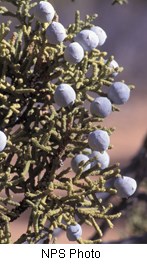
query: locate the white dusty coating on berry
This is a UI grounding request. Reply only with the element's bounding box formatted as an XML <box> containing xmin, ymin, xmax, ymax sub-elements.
<box><xmin>0</xmin><ymin>131</ymin><xmax>7</xmax><ymax>152</ymax></box>
<box><xmin>34</xmin><ymin>1</ymin><xmax>55</xmax><ymax>23</ymax></box>
<box><xmin>64</xmin><ymin>42</ymin><xmax>84</xmax><ymax>64</ymax></box>
<box><xmin>66</xmin><ymin>224</ymin><xmax>82</xmax><ymax>241</ymax></box>
<box><xmin>108</xmin><ymin>82</ymin><xmax>130</xmax><ymax>105</ymax></box>
<box><xmin>114</xmin><ymin>176</ymin><xmax>137</xmax><ymax>198</ymax></box>
<box><xmin>74</xmin><ymin>29</ymin><xmax>99</xmax><ymax>52</ymax></box>
<box><xmin>88</xmin><ymin>129</ymin><xmax>110</xmax><ymax>152</ymax></box>
<box><xmin>90</xmin><ymin>96</ymin><xmax>112</xmax><ymax>118</ymax></box>
<box><xmin>71</xmin><ymin>154</ymin><xmax>91</xmax><ymax>173</ymax></box>
<box><xmin>46</xmin><ymin>22</ymin><xmax>66</xmax><ymax>44</ymax></box>
<box><xmin>91</xmin><ymin>26</ymin><xmax>107</xmax><ymax>46</ymax></box>
<box><xmin>89</xmin><ymin>150</ymin><xmax>110</xmax><ymax>169</ymax></box>
<box><xmin>54</xmin><ymin>83</ymin><xmax>76</xmax><ymax>107</ymax></box>
<box><xmin>109</xmin><ymin>59</ymin><xmax>119</xmax><ymax>77</ymax></box>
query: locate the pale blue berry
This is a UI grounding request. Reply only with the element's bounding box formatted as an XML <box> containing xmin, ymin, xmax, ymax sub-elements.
<box><xmin>114</xmin><ymin>176</ymin><xmax>137</xmax><ymax>198</ymax></box>
<box><xmin>54</xmin><ymin>83</ymin><xmax>76</xmax><ymax>107</ymax></box>
<box><xmin>74</xmin><ymin>29</ymin><xmax>99</xmax><ymax>52</ymax></box>
<box><xmin>90</xmin><ymin>97</ymin><xmax>112</xmax><ymax>118</ymax></box>
<box><xmin>90</xmin><ymin>150</ymin><xmax>110</xmax><ymax>169</ymax></box>
<box><xmin>34</xmin><ymin>1</ymin><xmax>55</xmax><ymax>23</ymax></box>
<box><xmin>64</xmin><ymin>42</ymin><xmax>84</xmax><ymax>64</ymax></box>
<box><xmin>67</xmin><ymin>224</ymin><xmax>82</xmax><ymax>241</ymax></box>
<box><xmin>108</xmin><ymin>82</ymin><xmax>130</xmax><ymax>105</ymax></box>
<box><xmin>88</xmin><ymin>129</ymin><xmax>110</xmax><ymax>152</ymax></box>
<box><xmin>91</xmin><ymin>26</ymin><xmax>107</xmax><ymax>46</ymax></box>
<box><xmin>46</xmin><ymin>22</ymin><xmax>66</xmax><ymax>44</ymax></box>
<box><xmin>71</xmin><ymin>154</ymin><xmax>91</xmax><ymax>173</ymax></box>
<box><xmin>108</xmin><ymin>59</ymin><xmax>119</xmax><ymax>77</ymax></box>
<box><xmin>0</xmin><ymin>131</ymin><xmax>7</xmax><ymax>152</ymax></box>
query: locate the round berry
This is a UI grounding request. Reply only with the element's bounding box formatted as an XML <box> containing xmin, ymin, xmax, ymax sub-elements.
<box><xmin>0</xmin><ymin>131</ymin><xmax>7</xmax><ymax>152</ymax></box>
<box><xmin>91</xmin><ymin>26</ymin><xmax>107</xmax><ymax>46</ymax></box>
<box><xmin>108</xmin><ymin>59</ymin><xmax>119</xmax><ymax>77</ymax></box>
<box><xmin>46</xmin><ymin>21</ymin><xmax>66</xmax><ymax>44</ymax></box>
<box><xmin>34</xmin><ymin>1</ymin><xmax>55</xmax><ymax>23</ymax></box>
<box><xmin>64</xmin><ymin>42</ymin><xmax>84</xmax><ymax>64</ymax></box>
<box><xmin>54</xmin><ymin>83</ymin><xmax>76</xmax><ymax>107</ymax></box>
<box><xmin>114</xmin><ymin>176</ymin><xmax>137</xmax><ymax>198</ymax></box>
<box><xmin>71</xmin><ymin>154</ymin><xmax>91</xmax><ymax>173</ymax></box>
<box><xmin>108</xmin><ymin>82</ymin><xmax>130</xmax><ymax>105</ymax></box>
<box><xmin>67</xmin><ymin>224</ymin><xmax>82</xmax><ymax>241</ymax></box>
<box><xmin>74</xmin><ymin>29</ymin><xmax>99</xmax><ymax>52</ymax></box>
<box><xmin>90</xmin><ymin>97</ymin><xmax>112</xmax><ymax>118</ymax></box>
<box><xmin>88</xmin><ymin>129</ymin><xmax>110</xmax><ymax>152</ymax></box>
<box><xmin>90</xmin><ymin>150</ymin><xmax>110</xmax><ymax>169</ymax></box>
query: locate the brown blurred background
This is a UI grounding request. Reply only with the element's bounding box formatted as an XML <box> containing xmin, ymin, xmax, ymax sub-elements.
<box><xmin>1</xmin><ymin>0</ymin><xmax>147</xmax><ymax>243</ymax></box>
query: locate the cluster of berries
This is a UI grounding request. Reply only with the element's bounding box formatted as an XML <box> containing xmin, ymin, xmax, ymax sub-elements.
<box><xmin>21</xmin><ymin>1</ymin><xmax>137</xmax><ymax>241</ymax></box>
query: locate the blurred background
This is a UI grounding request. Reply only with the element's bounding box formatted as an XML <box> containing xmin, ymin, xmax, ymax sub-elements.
<box><xmin>1</xmin><ymin>0</ymin><xmax>147</xmax><ymax>243</ymax></box>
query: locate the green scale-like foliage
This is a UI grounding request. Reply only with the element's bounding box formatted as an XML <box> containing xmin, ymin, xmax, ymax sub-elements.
<box><xmin>0</xmin><ymin>0</ymin><xmax>133</xmax><ymax>244</ymax></box>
